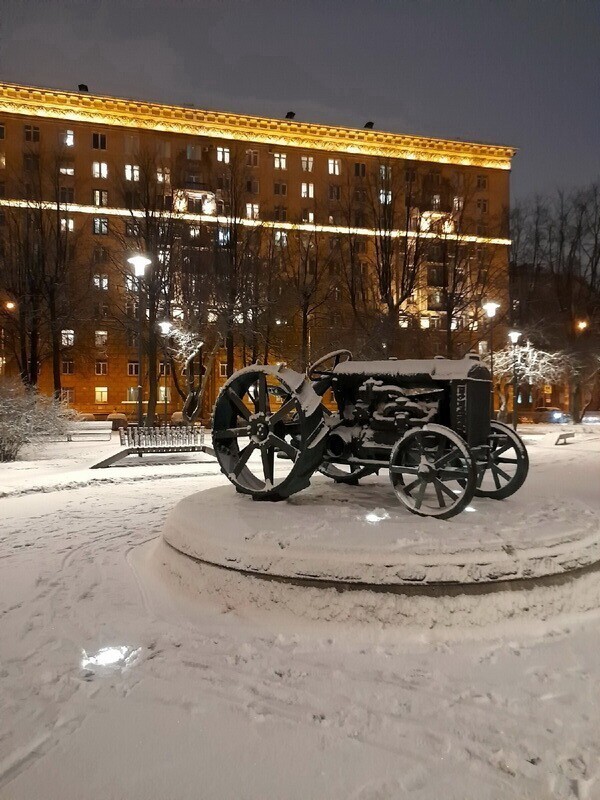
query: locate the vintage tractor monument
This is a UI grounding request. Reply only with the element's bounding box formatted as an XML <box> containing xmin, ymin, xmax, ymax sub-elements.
<box><xmin>212</xmin><ymin>350</ymin><xmax>529</xmax><ymax>520</ymax></box>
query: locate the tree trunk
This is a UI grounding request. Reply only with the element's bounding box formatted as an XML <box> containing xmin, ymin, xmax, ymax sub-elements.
<box><xmin>48</xmin><ymin>290</ymin><xmax>62</xmax><ymax>398</ymax></box>
<box><xmin>300</xmin><ymin>306</ymin><xmax>309</xmax><ymax>371</ymax></box>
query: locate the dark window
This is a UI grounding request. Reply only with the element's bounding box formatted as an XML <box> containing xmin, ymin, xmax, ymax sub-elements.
<box><xmin>274</xmin><ymin>206</ymin><xmax>287</xmax><ymax>221</ymax></box>
<box><xmin>354</xmin><ymin>162</ymin><xmax>366</xmax><ymax>178</ymax></box>
<box><xmin>273</xmin><ymin>182</ymin><xmax>287</xmax><ymax>196</ymax></box>
<box><xmin>24</xmin><ymin>125</ymin><xmax>39</xmax><ymax>142</ymax></box>
<box><xmin>0</xmin><ymin>182</ymin><xmax>4</xmax><ymax>198</ymax></box>
<box><xmin>59</xmin><ymin>186</ymin><xmax>75</xmax><ymax>204</ymax></box>
<box><xmin>329</xmin><ymin>184</ymin><xmax>341</xmax><ymax>201</ymax></box>
<box><xmin>23</xmin><ymin>153</ymin><xmax>39</xmax><ymax>172</ymax></box>
<box><xmin>246</xmin><ymin>179</ymin><xmax>259</xmax><ymax>194</ymax></box>
<box><xmin>125</xmin><ymin>221</ymin><xmax>140</xmax><ymax>237</ymax></box>
<box><xmin>0</xmin><ymin>124</ymin><xmax>4</xmax><ymax>140</ymax></box>
<box><xmin>92</xmin><ymin>132</ymin><xmax>107</xmax><ymax>150</ymax></box>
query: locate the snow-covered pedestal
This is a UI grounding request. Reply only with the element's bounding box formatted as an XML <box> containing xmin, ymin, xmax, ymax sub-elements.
<box><xmin>161</xmin><ymin>476</ymin><xmax>600</xmax><ymax>628</ymax></box>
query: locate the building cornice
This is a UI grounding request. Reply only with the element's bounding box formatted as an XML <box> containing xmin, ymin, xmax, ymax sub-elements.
<box><xmin>0</xmin><ymin>81</ymin><xmax>516</xmax><ymax>171</ymax></box>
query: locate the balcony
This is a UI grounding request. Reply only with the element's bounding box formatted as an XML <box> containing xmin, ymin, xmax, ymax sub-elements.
<box><xmin>172</xmin><ymin>188</ymin><xmax>217</xmax><ymax>216</ymax></box>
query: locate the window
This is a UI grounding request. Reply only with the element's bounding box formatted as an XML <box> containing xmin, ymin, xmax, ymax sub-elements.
<box><xmin>23</xmin><ymin>153</ymin><xmax>39</xmax><ymax>171</ymax></box>
<box><xmin>246</xmin><ymin>179</ymin><xmax>259</xmax><ymax>194</ymax></box>
<box><xmin>0</xmin><ymin>124</ymin><xmax>4</xmax><ymax>140</ymax></box>
<box><xmin>126</xmin><ymin>387</ymin><xmax>139</xmax><ymax>402</ymax></box>
<box><xmin>274</xmin><ymin>231</ymin><xmax>288</xmax><ymax>246</ymax></box>
<box><xmin>61</xmin><ymin>360</ymin><xmax>74</xmax><ymax>374</ymax></box>
<box><xmin>379</xmin><ymin>189</ymin><xmax>392</xmax><ymax>204</ymax></box>
<box><xmin>328</xmin><ymin>158</ymin><xmax>341</xmax><ymax>176</ymax></box>
<box><xmin>93</xmin><ymin>217</ymin><xmax>108</xmax><ymax>235</ymax></box>
<box><xmin>217</xmin><ymin>146</ymin><xmax>230</xmax><ymax>164</ymax></box>
<box><xmin>63</xmin><ymin>129</ymin><xmax>74</xmax><ymax>147</ymax></box>
<box><xmin>354</xmin><ymin>187</ymin><xmax>367</xmax><ymax>203</ymax></box>
<box><xmin>301</xmin><ymin>155</ymin><xmax>314</xmax><ymax>172</ymax></box>
<box><xmin>476</xmin><ymin>174</ymin><xmax>488</xmax><ymax>190</ymax></box>
<box><xmin>59</xmin><ymin>186</ymin><xmax>74</xmax><ymax>204</ymax></box>
<box><xmin>246</xmin><ymin>149</ymin><xmax>259</xmax><ymax>167</ymax></box>
<box><xmin>95</xmin><ymin>386</ymin><xmax>108</xmax><ymax>403</ymax></box>
<box><xmin>24</xmin><ymin>125</ymin><xmax>40</xmax><ymax>142</ymax></box>
<box><xmin>95</xmin><ymin>360</ymin><xmax>108</xmax><ymax>375</ymax></box>
<box><xmin>93</xmin><ymin>189</ymin><xmax>108</xmax><ymax>207</ymax></box>
<box><xmin>274</xmin><ymin>152</ymin><xmax>287</xmax><ymax>170</ymax></box>
<box><xmin>477</xmin><ymin>198</ymin><xmax>488</xmax><ymax>213</ymax></box>
<box><xmin>453</xmin><ymin>196</ymin><xmax>464</xmax><ymax>213</ymax></box>
<box><xmin>60</xmin><ymin>164</ymin><xmax>75</xmax><ymax>176</ymax></box>
<box><xmin>60</xmin><ymin>388</ymin><xmax>74</xmax><ymax>404</ymax></box>
<box><xmin>92</xmin><ymin>132</ymin><xmax>106</xmax><ymax>150</ymax></box>
<box><xmin>301</xmin><ymin>208</ymin><xmax>314</xmax><ymax>224</ymax></box>
<box><xmin>93</xmin><ymin>273</ymin><xmax>109</xmax><ymax>290</ymax></box>
<box><xmin>432</xmin><ymin>194</ymin><xmax>441</xmax><ymax>210</ymax></box>
<box><xmin>274</xmin><ymin>181</ymin><xmax>287</xmax><ymax>196</ymax></box>
<box><xmin>125</xmin><ymin>221</ymin><xmax>140</xmax><ymax>238</ymax></box>
<box><xmin>218</xmin><ymin>228</ymin><xmax>230</xmax><ymax>247</ymax></box>
<box><xmin>219</xmin><ymin>362</ymin><xmax>227</xmax><ymax>378</ymax></box>
<box><xmin>273</xmin><ymin>206</ymin><xmax>287</xmax><ymax>221</ymax></box>
<box><xmin>159</xmin><ymin>361</ymin><xmax>171</xmax><ymax>377</ymax></box>
<box><xmin>329</xmin><ymin>184</ymin><xmax>341</xmax><ymax>201</ymax></box>
<box><xmin>158</xmin><ymin>386</ymin><xmax>171</xmax><ymax>403</ymax></box>
<box><xmin>128</xmin><ymin>361</ymin><xmax>139</xmax><ymax>376</ymax></box>
<box><xmin>380</xmin><ymin>164</ymin><xmax>392</xmax><ymax>181</ymax></box>
<box><xmin>95</xmin><ymin>330</ymin><xmax>108</xmax><ymax>348</ymax></box>
<box><xmin>60</xmin><ymin>217</ymin><xmax>74</xmax><ymax>232</ymax></box>
<box><xmin>301</xmin><ymin>182</ymin><xmax>314</xmax><ymax>199</ymax></box>
<box><xmin>125</xmin><ymin>164</ymin><xmax>140</xmax><ymax>182</ymax></box>
<box><xmin>156</xmin><ymin>167</ymin><xmax>170</xmax><ymax>184</ymax></box>
<box><xmin>405</xmin><ymin>168</ymin><xmax>416</xmax><ymax>184</ymax></box>
<box><xmin>186</xmin><ymin>144</ymin><xmax>202</xmax><ymax>160</ymax></box>
<box><xmin>92</xmin><ymin>161</ymin><xmax>108</xmax><ymax>179</ymax></box>
<box><xmin>0</xmin><ymin>181</ymin><xmax>4</xmax><ymax>198</ymax></box>
<box><xmin>61</xmin><ymin>329</ymin><xmax>75</xmax><ymax>347</ymax></box>
<box><xmin>354</xmin><ymin>162</ymin><xmax>366</xmax><ymax>178</ymax></box>
<box><xmin>0</xmin><ymin>153</ymin><xmax>5</xmax><ymax>169</ymax></box>
<box><xmin>245</xmin><ymin>203</ymin><xmax>259</xmax><ymax>220</ymax></box>
<box><xmin>126</xmin><ymin>330</ymin><xmax>138</xmax><ymax>347</ymax></box>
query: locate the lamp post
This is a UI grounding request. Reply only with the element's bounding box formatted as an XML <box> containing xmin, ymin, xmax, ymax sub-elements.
<box><xmin>158</xmin><ymin>319</ymin><xmax>173</xmax><ymax>424</ymax></box>
<box><xmin>482</xmin><ymin>301</ymin><xmax>500</xmax><ymax>416</ymax></box>
<box><xmin>508</xmin><ymin>330</ymin><xmax>522</xmax><ymax>429</ymax></box>
<box><xmin>127</xmin><ymin>255</ymin><xmax>151</xmax><ymax>426</ymax></box>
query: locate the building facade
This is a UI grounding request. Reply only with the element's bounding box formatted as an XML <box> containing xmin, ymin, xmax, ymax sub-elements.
<box><xmin>0</xmin><ymin>81</ymin><xmax>515</xmax><ymax>419</ymax></box>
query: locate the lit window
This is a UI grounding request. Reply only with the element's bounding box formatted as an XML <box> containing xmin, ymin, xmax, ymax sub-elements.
<box><xmin>92</xmin><ymin>161</ymin><xmax>108</xmax><ymax>179</ymax></box>
<box><xmin>379</xmin><ymin>189</ymin><xmax>392</xmax><ymax>204</ymax></box>
<box><xmin>245</xmin><ymin>203</ymin><xmax>259</xmax><ymax>220</ymax></box>
<box><xmin>61</xmin><ymin>360</ymin><xmax>74</xmax><ymax>374</ymax></box>
<box><xmin>217</xmin><ymin>146</ymin><xmax>230</xmax><ymax>164</ymax></box>
<box><xmin>127</xmin><ymin>362</ymin><xmax>139</xmax><ymax>377</ymax></box>
<box><xmin>95</xmin><ymin>361</ymin><xmax>108</xmax><ymax>375</ymax></box>
<box><xmin>399</xmin><ymin>316</ymin><xmax>409</xmax><ymax>328</ymax></box>
<box><xmin>274</xmin><ymin>182</ymin><xmax>287</xmax><ymax>196</ymax></box>
<box><xmin>301</xmin><ymin>209</ymin><xmax>314</xmax><ymax>224</ymax></box>
<box><xmin>274</xmin><ymin>231</ymin><xmax>287</xmax><ymax>246</ymax></box>
<box><xmin>124</xmin><ymin>274</ymin><xmax>136</xmax><ymax>292</ymax></box>
<box><xmin>95</xmin><ymin>386</ymin><xmax>108</xmax><ymax>403</ymax></box>
<box><xmin>24</xmin><ymin>125</ymin><xmax>40</xmax><ymax>142</ymax></box>
<box><xmin>219</xmin><ymin>362</ymin><xmax>227</xmax><ymax>378</ymax></box>
<box><xmin>125</xmin><ymin>221</ymin><xmax>140</xmax><ymax>238</ymax></box>
<box><xmin>93</xmin><ymin>217</ymin><xmax>108</xmax><ymax>235</ymax></box>
<box><xmin>93</xmin><ymin>274</ymin><xmax>108</xmax><ymax>290</ymax></box>
<box><xmin>301</xmin><ymin>182</ymin><xmax>314</xmax><ymax>199</ymax></box>
<box><xmin>0</xmin><ymin>153</ymin><xmax>5</xmax><ymax>169</ymax></box>
<box><xmin>60</xmin><ymin>165</ymin><xmax>75</xmax><ymax>176</ymax></box>
<box><xmin>158</xmin><ymin>386</ymin><xmax>171</xmax><ymax>403</ymax></box>
<box><xmin>218</xmin><ymin>228</ymin><xmax>230</xmax><ymax>247</ymax></box>
<box><xmin>159</xmin><ymin>362</ymin><xmax>171</xmax><ymax>377</ymax></box>
<box><xmin>453</xmin><ymin>196</ymin><xmax>464</xmax><ymax>213</ymax></box>
<box><xmin>61</xmin><ymin>329</ymin><xmax>75</xmax><ymax>347</ymax></box>
<box><xmin>93</xmin><ymin>189</ymin><xmax>108</xmax><ymax>207</ymax></box>
<box><xmin>420</xmin><ymin>317</ymin><xmax>430</xmax><ymax>330</ymax></box>
<box><xmin>246</xmin><ymin>149</ymin><xmax>259</xmax><ymax>167</ymax></box>
<box><xmin>61</xmin><ymin>217</ymin><xmax>74</xmax><ymax>232</ymax></box>
<box><xmin>274</xmin><ymin>153</ymin><xmax>287</xmax><ymax>170</ymax></box>
<box><xmin>126</xmin><ymin>387</ymin><xmax>139</xmax><ymax>402</ymax></box>
<box><xmin>301</xmin><ymin>156</ymin><xmax>313</xmax><ymax>172</ymax></box>
<box><xmin>189</xmin><ymin>226</ymin><xmax>200</xmax><ymax>238</ymax></box>
<box><xmin>328</xmin><ymin>158</ymin><xmax>341</xmax><ymax>175</ymax></box>
<box><xmin>63</xmin><ymin>129</ymin><xmax>74</xmax><ymax>147</ymax></box>
<box><xmin>95</xmin><ymin>330</ymin><xmax>108</xmax><ymax>347</ymax></box>
<box><xmin>125</xmin><ymin>164</ymin><xmax>140</xmax><ymax>182</ymax></box>
<box><xmin>380</xmin><ymin>164</ymin><xmax>392</xmax><ymax>181</ymax></box>
<box><xmin>157</xmin><ymin>167</ymin><xmax>171</xmax><ymax>184</ymax></box>
<box><xmin>432</xmin><ymin>194</ymin><xmax>441</xmax><ymax>210</ymax></box>
<box><xmin>92</xmin><ymin>132</ymin><xmax>106</xmax><ymax>150</ymax></box>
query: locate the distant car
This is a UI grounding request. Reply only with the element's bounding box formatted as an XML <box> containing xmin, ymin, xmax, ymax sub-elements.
<box><xmin>532</xmin><ymin>406</ymin><xmax>570</xmax><ymax>424</ymax></box>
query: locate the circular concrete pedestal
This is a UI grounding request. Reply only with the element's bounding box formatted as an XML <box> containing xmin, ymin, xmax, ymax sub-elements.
<box><xmin>160</xmin><ymin>477</ymin><xmax>600</xmax><ymax>628</ymax></box>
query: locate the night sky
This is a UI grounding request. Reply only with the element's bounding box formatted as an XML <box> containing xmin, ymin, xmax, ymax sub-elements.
<box><xmin>2</xmin><ymin>0</ymin><xmax>599</xmax><ymax>199</ymax></box>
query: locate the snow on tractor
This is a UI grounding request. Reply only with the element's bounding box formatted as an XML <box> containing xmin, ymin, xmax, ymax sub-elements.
<box><xmin>212</xmin><ymin>350</ymin><xmax>529</xmax><ymax>519</ymax></box>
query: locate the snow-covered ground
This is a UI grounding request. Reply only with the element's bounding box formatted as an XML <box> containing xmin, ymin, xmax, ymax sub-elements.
<box><xmin>1</xmin><ymin>430</ymin><xmax>600</xmax><ymax>799</ymax></box>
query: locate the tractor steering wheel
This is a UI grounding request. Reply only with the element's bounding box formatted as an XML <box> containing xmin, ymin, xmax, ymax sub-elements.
<box><xmin>307</xmin><ymin>349</ymin><xmax>353</xmax><ymax>380</ymax></box>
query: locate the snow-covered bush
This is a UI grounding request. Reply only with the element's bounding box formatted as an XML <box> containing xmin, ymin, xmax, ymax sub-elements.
<box><xmin>0</xmin><ymin>379</ymin><xmax>78</xmax><ymax>462</ymax></box>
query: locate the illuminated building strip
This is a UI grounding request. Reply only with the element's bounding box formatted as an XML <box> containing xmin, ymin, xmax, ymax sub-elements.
<box><xmin>0</xmin><ymin>82</ymin><xmax>516</xmax><ymax>170</ymax></box>
<box><xmin>0</xmin><ymin>198</ymin><xmax>511</xmax><ymax>246</ymax></box>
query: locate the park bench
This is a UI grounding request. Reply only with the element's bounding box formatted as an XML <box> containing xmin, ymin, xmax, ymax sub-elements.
<box><xmin>555</xmin><ymin>431</ymin><xmax>575</xmax><ymax>446</ymax></box>
<box><xmin>67</xmin><ymin>421</ymin><xmax>113</xmax><ymax>442</ymax></box>
<box><xmin>91</xmin><ymin>424</ymin><xmax>215</xmax><ymax>468</ymax></box>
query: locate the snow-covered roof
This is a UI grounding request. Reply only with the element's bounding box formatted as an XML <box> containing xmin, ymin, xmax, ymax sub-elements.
<box><xmin>333</xmin><ymin>356</ymin><xmax>489</xmax><ymax>381</ymax></box>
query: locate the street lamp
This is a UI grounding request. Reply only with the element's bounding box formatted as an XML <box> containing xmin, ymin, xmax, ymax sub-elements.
<box><xmin>158</xmin><ymin>319</ymin><xmax>173</xmax><ymax>424</ymax></box>
<box><xmin>5</xmin><ymin>301</ymin><xmax>16</xmax><ymax>311</ymax></box>
<box><xmin>508</xmin><ymin>330</ymin><xmax>522</xmax><ymax>429</ymax></box>
<box><xmin>482</xmin><ymin>301</ymin><xmax>500</xmax><ymax>415</ymax></box>
<box><xmin>127</xmin><ymin>254</ymin><xmax>151</xmax><ymax>426</ymax></box>
<box><xmin>576</xmin><ymin>319</ymin><xmax>588</xmax><ymax>332</ymax></box>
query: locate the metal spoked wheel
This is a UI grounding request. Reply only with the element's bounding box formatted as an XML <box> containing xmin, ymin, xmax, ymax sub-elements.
<box><xmin>318</xmin><ymin>462</ymin><xmax>377</xmax><ymax>484</ymax></box>
<box><xmin>473</xmin><ymin>420</ymin><xmax>529</xmax><ymax>499</ymax></box>
<box><xmin>212</xmin><ymin>366</ymin><xmax>326</xmax><ymax>501</ymax></box>
<box><xmin>389</xmin><ymin>424</ymin><xmax>477</xmax><ymax>519</ymax></box>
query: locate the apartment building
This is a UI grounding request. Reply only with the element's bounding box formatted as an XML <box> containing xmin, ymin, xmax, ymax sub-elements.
<box><xmin>0</xmin><ymin>81</ymin><xmax>516</xmax><ymax>418</ymax></box>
